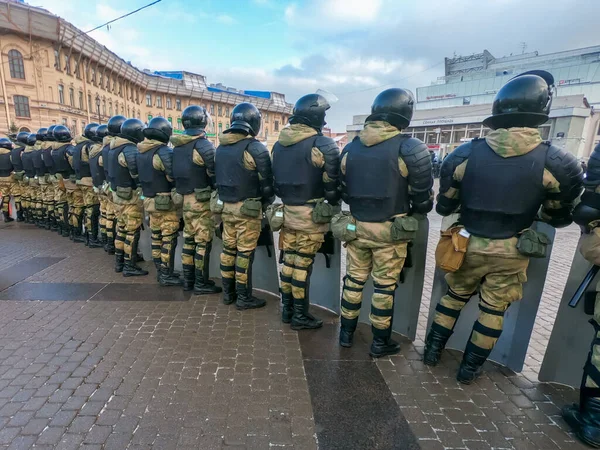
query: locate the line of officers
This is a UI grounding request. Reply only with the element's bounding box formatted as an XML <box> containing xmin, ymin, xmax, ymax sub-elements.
<box><xmin>2</xmin><ymin>70</ymin><xmax>600</xmax><ymax>446</ymax></box>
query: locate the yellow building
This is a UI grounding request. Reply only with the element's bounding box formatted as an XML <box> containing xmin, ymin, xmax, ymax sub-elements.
<box><xmin>0</xmin><ymin>1</ymin><xmax>292</xmax><ymax>146</ymax></box>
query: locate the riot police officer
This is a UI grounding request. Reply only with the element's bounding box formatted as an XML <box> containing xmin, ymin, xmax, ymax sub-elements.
<box><xmin>562</xmin><ymin>143</ymin><xmax>600</xmax><ymax>448</ymax></box>
<box><xmin>271</xmin><ymin>93</ymin><xmax>340</xmax><ymax>329</ymax></box>
<box><xmin>172</xmin><ymin>105</ymin><xmax>221</xmax><ymax>295</ymax></box>
<box><xmin>137</xmin><ymin>117</ymin><xmax>181</xmax><ymax>286</ymax></box>
<box><xmin>51</xmin><ymin>125</ymin><xmax>74</xmax><ymax>237</ymax></box>
<box><xmin>42</xmin><ymin>125</ymin><xmax>58</xmax><ymax>231</ymax></box>
<box><xmin>102</xmin><ymin>115</ymin><xmax>127</xmax><ymax>254</ymax></box>
<box><xmin>0</xmin><ymin>137</ymin><xmax>14</xmax><ymax>222</ymax></box>
<box><xmin>9</xmin><ymin>132</ymin><xmax>28</xmax><ymax>222</ymax></box>
<box><xmin>21</xmin><ymin>133</ymin><xmax>37</xmax><ymax>224</ymax></box>
<box><xmin>108</xmin><ymin>118</ymin><xmax>147</xmax><ymax>277</ymax></box>
<box><xmin>89</xmin><ymin>124</ymin><xmax>110</xmax><ymax>248</ymax></box>
<box><xmin>72</xmin><ymin>123</ymin><xmax>100</xmax><ymax>246</ymax></box>
<box><xmin>31</xmin><ymin>127</ymin><xmax>48</xmax><ymax>227</ymax></box>
<box><xmin>85</xmin><ymin>125</ymin><xmax>105</xmax><ymax>248</ymax></box>
<box><xmin>215</xmin><ymin>102</ymin><xmax>274</xmax><ymax>310</ymax></box>
<box><xmin>423</xmin><ymin>71</ymin><xmax>583</xmax><ymax>384</ymax></box>
<box><xmin>338</xmin><ymin>88</ymin><xmax>433</xmax><ymax>357</ymax></box>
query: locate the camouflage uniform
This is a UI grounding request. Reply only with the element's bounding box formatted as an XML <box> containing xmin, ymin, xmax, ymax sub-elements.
<box><xmin>339</xmin><ymin>121</ymin><xmax>433</xmax><ymax>352</ymax></box>
<box><xmin>74</xmin><ymin>136</ymin><xmax>100</xmax><ymax>243</ymax></box>
<box><xmin>427</xmin><ymin>127</ymin><xmax>582</xmax><ymax>381</ymax></box>
<box><xmin>21</xmin><ymin>145</ymin><xmax>37</xmax><ymax>223</ymax></box>
<box><xmin>100</xmin><ymin>135</ymin><xmax>117</xmax><ymax>253</ymax></box>
<box><xmin>0</xmin><ymin>146</ymin><xmax>14</xmax><ymax>220</ymax></box>
<box><xmin>65</xmin><ymin>143</ymin><xmax>85</xmax><ymax>240</ymax></box>
<box><xmin>42</xmin><ymin>141</ymin><xmax>59</xmax><ymax>231</ymax></box>
<box><xmin>7</xmin><ymin>142</ymin><xmax>25</xmax><ymax>221</ymax></box>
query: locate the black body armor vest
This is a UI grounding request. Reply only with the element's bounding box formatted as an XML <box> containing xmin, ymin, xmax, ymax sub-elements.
<box><xmin>345</xmin><ymin>135</ymin><xmax>410</xmax><ymax>222</ymax></box>
<box><xmin>21</xmin><ymin>151</ymin><xmax>35</xmax><ymax>177</ymax></box>
<box><xmin>137</xmin><ymin>145</ymin><xmax>171</xmax><ymax>198</ymax></box>
<box><xmin>72</xmin><ymin>141</ymin><xmax>91</xmax><ymax>179</ymax></box>
<box><xmin>107</xmin><ymin>144</ymin><xmax>136</xmax><ymax>190</ymax></box>
<box><xmin>272</xmin><ymin>137</ymin><xmax>323</xmax><ymax>205</ymax></box>
<box><xmin>460</xmin><ymin>139</ymin><xmax>547</xmax><ymax>239</ymax></box>
<box><xmin>10</xmin><ymin>146</ymin><xmax>24</xmax><ymax>172</ymax></box>
<box><xmin>51</xmin><ymin>144</ymin><xmax>73</xmax><ymax>176</ymax></box>
<box><xmin>173</xmin><ymin>139</ymin><xmax>210</xmax><ymax>195</ymax></box>
<box><xmin>42</xmin><ymin>149</ymin><xmax>56</xmax><ymax>175</ymax></box>
<box><xmin>101</xmin><ymin>144</ymin><xmax>111</xmax><ymax>181</ymax></box>
<box><xmin>32</xmin><ymin>148</ymin><xmax>47</xmax><ymax>177</ymax></box>
<box><xmin>89</xmin><ymin>150</ymin><xmax>105</xmax><ymax>188</ymax></box>
<box><xmin>0</xmin><ymin>151</ymin><xmax>12</xmax><ymax>177</ymax></box>
<box><xmin>215</xmin><ymin>139</ymin><xmax>261</xmax><ymax>202</ymax></box>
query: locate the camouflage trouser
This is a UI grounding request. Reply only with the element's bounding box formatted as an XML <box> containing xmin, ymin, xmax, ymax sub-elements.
<box><xmin>182</xmin><ymin>194</ymin><xmax>214</xmax><ymax>273</ymax></box>
<box><xmin>64</xmin><ymin>180</ymin><xmax>84</xmax><ymax>228</ymax></box>
<box><xmin>279</xmin><ymin>228</ymin><xmax>324</xmax><ymax>303</ymax></box>
<box><xmin>52</xmin><ymin>177</ymin><xmax>68</xmax><ymax>226</ymax></box>
<box><xmin>341</xmin><ymin>239</ymin><xmax>407</xmax><ymax>335</ymax></box>
<box><xmin>20</xmin><ymin>179</ymin><xmax>31</xmax><ymax>210</ymax></box>
<box><xmin>38</xmin><ymin>179</ymin><xmax>54</xmax><ymax>221</ymax></box>
<box><xmin>114</xmin><ymin>197</ymin><xmax>143</xmax><ymax>263</ymax></box>
<box><xmin>220</xmin><ymin>212</ymin><xmax>261</xmax><ymax>286</ymax></box>
<box><xmin>431</xmin><ymin>251</ymin><xmax>529</xmax><ymax>354</ymax></box>
<box><xmin>30</xmin><ymin>181</ymin><xmax>42</xmax><ymax>220</ymax></box>
<box><xmin>0</xmin><ymin>176</ymin><xmax>15</xmax><ymax>214</ymax></box>
<box><xmin>144</xmin><ymin>197</ymin><xmax>180</xmax><ymax>270</ymax></box>
<box><xmin>98</xmin><ymin>191</ymin><xmax>109</xmax><ymax>238</ymax></box>
<box><xmin>80</xmin><ymin>185</ymin><xmax>99</xmax><ymax>233</ymax></box>
<box><xmin>104</xmin><ymin>190</ymin><xmax>117</xmax><ymax>244</ymax></box>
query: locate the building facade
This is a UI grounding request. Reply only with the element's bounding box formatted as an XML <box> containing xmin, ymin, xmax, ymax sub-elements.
<box><xmin>0</xmin><ymin>1</ymin><xmax>292</xmax><ymax>146</ymax></box>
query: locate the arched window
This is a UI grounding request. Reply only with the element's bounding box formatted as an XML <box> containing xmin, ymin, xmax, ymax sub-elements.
<box><xmin>8</xmin><ymin>50</ymin><xmax>25</xmax><ymax>79</ymax></box>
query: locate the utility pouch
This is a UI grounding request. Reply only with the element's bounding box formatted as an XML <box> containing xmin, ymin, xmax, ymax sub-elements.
<box><xmin>210</xmin><ymin>190</ymin><xmax>224</xmax><ymax>214</ymax></box>
<box><xmin>14</xmin><ymin>172</ymin><xmax>24</xmax><ymax>181</ymax></box>
<box><xmin>116</xmin><ymin>186</ymin><xmax>133</xmax><ymax>200</ymax></box>
<box><xmin>265</xmin><ymin>203</ymin><xmax>285</xmax><ymax>232</ymax></box>
<box><xmin>311</xmin><ymin>200</ymin><xmax>335</xmax><ymax>224</ymax></box>
<box><xmin>331</xmin><ymin>212</ymin><xmax>357</xmax><ymax>243</ymax></box>
<box><xmin>391</xmin><ymin>216</ymin><xmax>419</xmax><ymax>241</ymax></box>
<box><xmin>435</xmin><ymin>226</ymin><xmax>470</xmax><ymax>272</ymax></box>
<box><xmin>69</xmin><ymin>174</ymin><xmax>77</xmax><ymax>181</ymax></box>
<box><xmin>585</xmin><ymin>291</ymin><xmax>597</xmax><ymax>316</ymax></box>
<box><xmin>516</xmin><ymin>229</ymin><xmax>550</xmax><ymax>258</ymax></box>
<box><xmin>154</xmin><ymin>195</ymin><xmax>173</xmax><ymax>211</ymax></box>
<box><xmin>194</xmin><ymin>187</ymin><xmax>212</xmax><ymax>202</ymax></box>
<box><xmin>240</xmin><ymin>198</ymin><xmax>262</xmax><ymax>218</ymax></box>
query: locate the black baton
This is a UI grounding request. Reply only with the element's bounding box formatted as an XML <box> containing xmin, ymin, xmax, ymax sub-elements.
<box><xmin>569</xmin><ymin>265</ymin><xmax>600</xmax><ymax>308</ymax></box>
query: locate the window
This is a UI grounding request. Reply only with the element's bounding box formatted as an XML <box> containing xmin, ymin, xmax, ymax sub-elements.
<box><xmin>72</xmin><ymin>120</ymin><xmax>78</xmax><ymax>136</ymax></box>
<box><xmin>147</xmin><ymin>114</ymin><xmax>153</xmax><ymax>123</ymax></box>
<box><xmin>78</xmin><ymin>91</ymin><xmax>83</xmax><ymax>110</ymax></box>
<box><xmin>146</xmin><ymin>94</ymin><xmax>152</xmax><ymax>107</ymax></box>
<box><xmin>177</xmin><ymin>117</ymin><xmax>182</xmax><ymax>130</ymax></box>
<box><xmin>175</xmin><ymin>98</ymin><xmax>181</xmax><ymax>111</ymax></box>
<box><xmin>210</xmin><ymin>104</ymin><xmax>214</xmax><ymax>115</ymax></box>
<box><xmin>74</xmin><ymin>61</ymin><xmax>80</xmax><ymax>78</ymax></box>
<box><xmin>106</xmin><ymin>76</ymin><xmax>110</xmax><ymax>90</ymax></box>
<box><xmin>225</xmin><ymin>107</ymin><xmax>229</xmax><ymax>118</ymax></box>
<box><xmin>99</xmin><ymin>72</ymin><xmax>103</xmax><ymax>88</ymax></box>
<box><xmin>54</xmin><ymin>49</ymin><xmax>60</xmax><ymax>70</ymax></box>
<box><xmin>156</xmin><ymin>95</ymin><xmax>162</xmax><ymax>108</ymax></box>
<box><xmin>119</xmin><ymin>82</ymin><xmax>122</xmax><ymax>96</ymax></box>
<box><xmin>64</xmin><ymin>55</ymin><xmax>71</xmax><ymax>75</ymax></box>
<box><xmin>264</xmin><ymin>113</ymin><xmax>268</xmax><ymax>122</ymax></box>
<box><xmin>274</xmin><ymin>120</ymin><xmax>279</xmax><ymax>132</ymax></box>
<box><xmin>218</xmin><ymin>105</ymin><xmax>222</xmax><ymax>116</ymax></box>
<box><xmin>82</xmin><ymin>121</ymin><xmax>86</xmax><ymax>131</ymax></box>
<box><xmin>102</xmin><ymin>100</ymin><xmax>106</xmax><ymax>116</ymax></box>
<box><xmin>167</xmin><ymin>117</ymin><xmax>172</xmax><ymax>126</ymax></box>
<box><xmin>91</xmin><ymin>68</ymin><xmax>96</xmax><ymax>83</ymax></box>
<box><xmin>8</xmin><ymin>50</ymin><xmax>25</xmax><ymax>79</ymax></box>
<box><xmin>88</xmin><ymin>94</ymin><xmax>92</xmax><ymax>111</ymax></box>
<box><xmin>218</xmin><ymin>122</ymin><xmax>222</xmax><ymax>133</ymax></box>
<box><xmin>14</xmin><ymin>95</ymin><xmax>30</xmax><ymax>118</ymax></box>
<box><xmin>58</xmin><ymin>84</ymin><xmax>65</xmax><ymax>104</ymax></box>
<box><xmin>109</xmin><ymin>102</ymin><xmax>113</xmax><ymax>116</ymax></box>
<box><xmin>69</xmin><ymin>88</ymin><xmax>74</xmax><ymax>107</ymax></box>
<box><xmin>62</xmin><ymin>117</ymin><xmax>68</xmax><ymax>126</ymax></box>
<box><xmin>166</xmin><ymin>97</ymin><xmax>172</xmax><ymax>109</ymax></box>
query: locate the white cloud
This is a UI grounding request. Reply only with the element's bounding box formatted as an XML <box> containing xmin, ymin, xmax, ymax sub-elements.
<box><xmin>321</xmin><ymin>0</ymin><xmax>382</xmax><ymax>23</ymax></box>
<box><xmin>216</xmin><ymin>14</ymin><xmax>236</xmax><ymax>25</ymax></box>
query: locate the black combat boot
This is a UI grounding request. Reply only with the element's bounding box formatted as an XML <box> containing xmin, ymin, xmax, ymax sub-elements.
<box><xmin>115</xmin><ymin>249</ymin><xmax>124</xmax><ymax>273</ymax></box>
<box><xmin>182</xmin><ymin>264</ymin><xmax>195</xmax><ymax>291</ymax></box>
<box><xmin>339</xmin><ymin>317</ymin><xmax>358</xmax><ymax>348</ymax></box>
<box><xmin>37</xmin><ymin>209</ymin><xmax>46</xmax><ymax>228</ymax></box>
<box><xmin>122</xmin><ymin>231</ymin><xmax>148</xmax><ymax>277</ymax></box>
<box><xmin>423</xmin><ymin>326</ymin><xmax>453</xmax><ymax>366</ymax></box>
<box><xmin>235</xmin><ymin>253</ymin><xmax>266</xmax><ymax>310</ymax></box>
<box><xmin>281</xmin><ymin>292</ymin><xmax>293</xmax><ymax>324</ymax></box>
<box><xmin>100</xmin><ymin>232</ymin><xmax>107</xmax><ymax>250</ymax></box>
<box><xmin>456</xmin><ymin>342</ymin><xmax>490</xmax><ymax>385</ymax></box>
<box><xmin>87</xmin><ymin>207</ymin><xmax>103</xmax><ymax>248</ymax></box>
<box><xmin>222</xmin><ymin>277</ymin><xmax>237</xmax><ymax>305</ymax></box>
<box><xmin>369</xmin><ymin>328</ymin><xmax>401</xmax><ymax>358</ymax></box>
<box><xmin>563</xmin><ymin>397</ymin><xmax>600</xmax><ymax>448</ymax></box>
<box><xmin>105</xmin><ymin>223</ymin><xmax>116</xmax><ymax>254</ymax></box>
<box><xmin>159</xmin><ymin>238</ymin><xmax>182</xmax><ymax>287</ymax></box>
<box><xmin>2</xmin><ymin>211</ymin><xmax>13</xmax><ymax>222</ymax></box>
<box><xmin>15</xmin><ymin>203</ymin><xmax>23</xmax><ymax>222</ymax></box>
<box><xmin>45</xmin><ymin>210</ymin><xmax>52</xmax><ymax>230</ymax></box>
<box><xmin>193</xmin><ymin>242</ymin><xmax>221</xmax><ymax>295</ymax></box>
<box><xmin>73</xmin><ymin>215</ymin><xmax>86</xmax><ymax>243</ymax></box>
<box><xmin>50</xmin><ymin>212</ymin><xmax>59</xmax><ymax>231</ymax></box>
<box><xmin>291</xmin><ymin>266</ymin><xmax>322</xmax><ymax>330</ymax></box>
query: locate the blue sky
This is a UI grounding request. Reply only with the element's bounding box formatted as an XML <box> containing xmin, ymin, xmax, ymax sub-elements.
<box><xmin>32</xmin><ymin>0</ymin><xmax>600</xmax><ymax>131</ymax></box>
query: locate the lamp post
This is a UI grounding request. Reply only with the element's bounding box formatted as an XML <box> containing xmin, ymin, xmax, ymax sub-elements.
<box><xmin>95</xmin><ymin>95</ymin><xmax>101</xmax><ymax>123</ymax></box>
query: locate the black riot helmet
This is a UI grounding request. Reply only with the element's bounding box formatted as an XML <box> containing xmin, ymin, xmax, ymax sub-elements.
<box><xmin>16</xmin><ymin>132</ymin><xmax>29</xmax><ymax>145</ymax></box>
<box><xmin>26</xmin><ymin>134</ymin><xmax>37</xmax><ymax>146</ymax></box>
<box><xmin>0</xmin><ymin>137</ymin><xmax>13</xmax><ymax>149</ymax></box>
<box><xmin>36</xmin><ymin>127</ymin><xmax>48</xmax><ymax>141</ymax></box>
<box><xmin>95</xmin><ymin>124</ymin><xmax>109</xmax><ymax>141</ymax></box>
<box><xmin>226</xmin><ymin>102</ymin><xmax>261</xmax><ymax>136</ymax></box>
<box><xmin>119</xmin><ymin>118</ymin><xmax>146</xmax><ymax>144</ymax></box>
<box><xmin>107</xmin><ymin>115</ymin><xmax>127</xmax><ymax>137</ymax></box>
<box><xmin>483</xmin><ymin>70</ymin><xmax>554</xmax><ymax>130</ymax></box>
<box><xmin>366</xmin><ymin>88</ymin><xmax>415</xmax><ymax>130</ymax></box>
<box><xmin>53</xmin><ymin>125</ymin><xmax>72</xmax><ymax>143</ymax></box>
<box><xmin>289</xmin><ymin>94</ymin><xmax>330</xmax><ymax>132</ymax></box>
<box><xmin>143</xmin><ymin>117</ymin><xmax>173</xmax><ymax>144</ymax></box>
<box><xmin>182</xmin><ymin>105</ymin><xmax>209</xmax><ymax>135</ymax></box>
<box><xmin>46</xmin><ymin>125</ymin><xmax>57</xmax><ymax>141</ymax></box>
<box><xmin>84</xmin><ymin>123</ymin><xmax>99</xmax><ymax>140</ymax></box>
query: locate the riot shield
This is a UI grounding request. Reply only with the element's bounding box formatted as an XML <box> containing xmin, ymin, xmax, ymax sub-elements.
<box><xmin>539</xmin><ymin>234</ymin><xmax>594</xmax><ymax>387</ymax></box>
<box><xmin>356</xmin><ymin>217</ymin><xmax>429</xmax><ymax>341</ymax></box>
<box><xmin>426</xmin><ymin>221</ymin><xmax>555</xmax><ymax>372</ymax></box>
